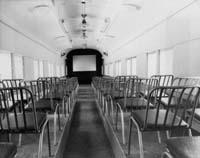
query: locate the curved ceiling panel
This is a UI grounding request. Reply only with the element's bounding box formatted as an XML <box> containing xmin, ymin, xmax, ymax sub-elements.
<box><xmin>0</xmin><ymin>0</ymin><xmax>196</xmax><ymax>55</ymax></box>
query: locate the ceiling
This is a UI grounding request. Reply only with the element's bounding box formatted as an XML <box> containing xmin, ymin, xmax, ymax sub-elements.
<box><xmin>0</xmin><ymin>0</ymin><xmax>199</xmax><ymax>55</ymax></box>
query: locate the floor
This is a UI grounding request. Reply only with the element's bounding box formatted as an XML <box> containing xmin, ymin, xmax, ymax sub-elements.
<box><xmin>62</xmin><ymin>86</ymin><xmax>115</xmax><ymax>158</ymax></box>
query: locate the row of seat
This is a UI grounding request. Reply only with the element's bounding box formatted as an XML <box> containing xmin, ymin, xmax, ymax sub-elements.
<box><xmin>0</xmin><ymin>77</ymin><xmax>79</xmax><ymax>158</ymax></box>
<box><xmin>92</xmin><ymin>75</ymin><xmax>200</xmax><ymax>158</ymax></box>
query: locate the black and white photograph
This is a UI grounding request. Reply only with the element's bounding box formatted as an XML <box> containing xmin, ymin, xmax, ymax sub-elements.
<box><xmin>0</xmin><ymin>0</ymin><xmax>200</xmax><ymax>158</ymax></box>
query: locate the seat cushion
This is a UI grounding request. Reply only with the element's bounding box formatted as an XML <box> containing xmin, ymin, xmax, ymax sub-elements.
<box><xmin>187</xmin><ymin>108</ymin><xmax>200</xmax><ymax>120</ymax></box>
<box><xmin>1</xmin><ymin>112</ymin><xmax>46</xmax><ymax>132</ymax></box>
<box><xmin>161</xmin><ymin>93</ymin><xmax>193</xmax><ymax>108</ymax></box>
<box><xmin>132</xmin><ymin>109</ymin><xmax>188</xmax><ymax>131</ymax></box>
<box><xmin>166</xmin><ymin>136</ymin><xmax>200</xmax><ymax>158</ymax></box>
<box><xmin>0</xmin><ymin>142</ymin><xmax>17</xmax><ymax>158</ymax></box>
<box><xmin>161</xmin><ymin>97</ymin><xmax>178</xmax><ymax>107</ymax></box>
<box><xmin>42</xmin><ymin>97</ymin><xmax>62</xmax><ymax>101</ymax></box>
<box><xmin>52</xmin><ymin>97</ymin><xmax>63</xmax><ymax>101</ymax></box>
<box><xmin>110</xmin><ymin>91</ymin><xmax>124</xmax><ymax>99</ymax></box>
<box><xmin>117</xmin><ymin>98</ymin><xmax>153</xmax><ymax>110</ymax></box>
<box><xmin>35</xmin><ymin>99</ymin><xmax>56</xmax><ymax>111</ymax></box>
<box><xmin>101</xmin><ymin>89</ymin><xmax>112</xmax><ymax>96</ymax></box>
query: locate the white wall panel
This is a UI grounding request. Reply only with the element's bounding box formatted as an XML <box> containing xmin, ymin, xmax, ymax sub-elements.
<box><xmin>24</xmin><ymin>57</ymin><xmax>34</xmax><ymax>80</ymax></box>
<box><xmin>0</xmin><ymin>16</ymin><xmax>65</xmax><ymax>80</ymax></box>
<box><xmin>105</xmin><ymin>2</ymin><xmax>200</xmax><ymax>78</ymax></box>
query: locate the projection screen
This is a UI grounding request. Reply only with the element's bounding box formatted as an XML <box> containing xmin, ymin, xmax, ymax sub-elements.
<box><xmin>73</xmin><ymin>55</ymin><xmax>96</xmax><ymax>72</ymax></box>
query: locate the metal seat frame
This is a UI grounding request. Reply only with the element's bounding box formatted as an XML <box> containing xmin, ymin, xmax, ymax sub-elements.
<box><xmin>33</xmin><ymin>78</ymin><xmax>66</xmax><ymax>145</ymax></box>
<box><xmin>0</xmin><ymin>87</ymin><xmax>51</xmax><ymax>158</ymax></box>
<box><xmin>128</xmin><ymin>86</ymin><xmax>200</xmax><ymax>158</ymax></box>
<box><xmin>112</xmin><ymin>78</ymin><xmax>159</xmax><ymax>144</ymax></box>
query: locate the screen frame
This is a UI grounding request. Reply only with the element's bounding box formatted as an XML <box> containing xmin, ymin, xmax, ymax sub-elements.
<box><xmin>72</xmin><ymin>54</ymin><xmax>97</xmax><ymax>72</ymax></box>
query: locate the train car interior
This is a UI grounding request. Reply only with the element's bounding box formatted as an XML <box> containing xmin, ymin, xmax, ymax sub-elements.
<box><xmin>1</xmin><ymin>0</ymin><xmax>200</xmax><ymax>158</ymax></box>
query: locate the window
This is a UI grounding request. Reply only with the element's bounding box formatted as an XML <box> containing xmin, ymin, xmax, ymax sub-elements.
<box><xmin>119</xmin><ymin>61</ymin><xmax>122</xmax><ymax>75</ymax></box>
<box><xmin>48</xmin><ymin>63</ymin><xmax>51</xmax><ymax>77</ymax></box>
<box><xmin>107</xmin><ymin>64</ymin><xmax>110</xmax><ymax>76</ymax></box>
<box><xmin>48</xmin><ymin>62</ymin><xmax>54</xmax><ymax>77</ymax></box>
<box><xmin>39</xmin><ymin>60</ymin><xmax>44</xmax><ymax>77</ymax></box>
<box><xmin>56</xmin><ymin>65</ymin><xmax>60</xmax><ymax>77</ymax></box>
<box><xmin>13</xmin><ymin>54</ymin><xmax>23</xmax><ymax>79</ymax></box>
<box><xmin>131</xmin><ymin>57</ymin><xmax>137</xmax><ymax>75</ymax></box>
<box><xmin>147</xmin><ymin>52</ymin><xmax>158</xmax><ymax>77</ymax></box>
<box><xmin>104</xmin><ymin>65</ymin><xmax>106</xmax><ymax>75</ymax></box>
<box><xmin>115</xmin><ymin>62</ymin><xmax>118</xmax><ymax>76</ymax></box>
<box><xmin>0</xmin><ymin>51</ymin><xmax>12</xmax><ymax>79</ymax></box>
<box><xmin>104</xmin><ymin>65</ymin><xmax>107</xmax><ymax>75</ymax></box>
<box><xmin>159</xmin><ymin>49</ymin><xmax>173</xmax><ymax>75</ymax></box>
<box><xmin>51</xmin><ymin>64</ymin><xmax>54</xmax><ymax>77</ymax></box>
<box><xmin>33</xmin><ymin>60</ymin><xmax>39</xmax><ymax>79</ymax></box>
<box><xmin>115</xmin><ymin>60</ymin><xmax>122</xmax><ymax>76</ymax></box>
<box><xmin>126</xmin><ymin>58</ymin><xmax>131</xmax><ymax>75</ymax></box>
<box><xmin>109</xmin><ymin>63</ymin><xmax>114</xmax><ymax>76</ymax></box>
<box><xmin>61</xmin><ymin>65</ymin><xmax>65</xmax><ymax>76</ymax></box>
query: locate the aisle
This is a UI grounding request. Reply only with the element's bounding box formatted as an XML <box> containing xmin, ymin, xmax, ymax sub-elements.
<box><xmin>63</xmin><ymin>85</ymin><xmax>115</xmax><ymax>158</ymax></box>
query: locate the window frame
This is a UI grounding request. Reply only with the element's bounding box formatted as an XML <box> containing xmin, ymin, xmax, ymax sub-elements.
<box><xmin>0</xmin><ymin>50</ymin><xmax>12</xmax><ymax>79</ymax></box>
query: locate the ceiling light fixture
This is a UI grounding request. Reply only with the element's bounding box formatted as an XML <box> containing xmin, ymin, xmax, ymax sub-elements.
<box><xmin>101</xmin><ymin>17</ymin><xmax>111</xmax><ymax>33</ymax></box>
<box><xmin>81</xmin><ymin>14</ymin><xmax>87</xmax><ymax>18</ymax></box>
<box><xmin>58</xmin><ymin>19</ymin><xmax>73</xmax><ymax>44</ymax></box>
<box><xmin>81</xmin><ymin>0</ymin><xmax>89</xmax><ymax>40</ymax></box>
<box><xmin>81</xmin><ymin>0</ymin><xmax>86</xmax><ymax>3</ymax></box>
<box><xmin>82</xmin><ymin>18</ymin><xmax>87</xmax><ymax>25</ymax></box>
<box><xmin>60</xmin><ymin>19</ymin><xmax>69</xmax><ymax>34</ymax></box>
<box><xmin>82</xmin><ymin>0</ymin><xmax>86</xmax><ymax>14</ymax></box>
<box><xmin>32</xmin><ymin>4</ymin><xmax>51</xmax><ymax>15</ymax></box>
<box><xmin>123</xmin><ymin>3</ymin><xmax>142</xmax><ymax>10</ymax></box>
<box><xmin>82</xmin><ymin>33</ymin><xmax>88</xmax><ymax>39</ymax></box>
<box><xmin>55</xmin><ymin>36</ymin><xmax>66</xmax><ymax>41</ymax></box>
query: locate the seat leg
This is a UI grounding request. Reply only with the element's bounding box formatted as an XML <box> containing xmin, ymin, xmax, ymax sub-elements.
<box><xmin>65</xmin><ymin>96</ymin><xmax>70</xmax><ymax>117</ymax></box>
<box><xmin>62</xmin><ymin>98</ymin><xmax>65</xmax><ymax>117</ymax></box>
<box><xmin>128</xmin><ymin>118</ymin><xmax>133</xmax><ymax>154</ymax></box>
<box><xmin>68</xmin><ymin>97</ymin><xmax>71</xmax><ymax>113</ymax></box>
<box><xmin>47</xmin><ymin>120</ymin><xmax>52</xmax><ymax>157</ymax></box>
<box><xmin>120</xmin><ymin>109</ymin><xmax>125</xmax><ymax>144</ymax></box>
<box><xmin>189</xmin><ymin>128</ymin><xmax>193</xmax><ymax>136</ymax></box>
<box><xmin>71</xmin><ymin>92</ymin><xmax>74</xmax><ymax>105</ymax></box>
<box><xmin>54</xmin><ymin>111</ymin><xmax>57</xmax><ymax>146</ymax></box>
<box><xmin>157</xmin><ymin>131</ymin><xmax>161</xmax><ymax>143</ymax></box>
<box><xmin>99</xmin><ymin>92</ymin><xmax>101</xmax><ymax>106</ymax></box>
<box><xmin>104</xmin><ymin>96</ymin><xmax>107</xmax><ymax>115</ymax></box>
<box><xmin>109</xmin><ymin>96</ymin><xmax>114</xmax><ymax>124</ymax></box>
<box><xmin>104</xmin><ymin>97</ymin><xmax>107</xmax><ymax>115</ymax></box>
<box><xmin>138</xmin><ymin>130</ymin><xmax>144</xmax><ymax>158</ymax></box>
<box><xmin>104</xmin><ymin>96</ymin><xmax>108</xmax><ymax>115</ymax></box>
<box><xmin>115</xmin><ymin>105</ymin><xmax>119</xmax><ymax>130</ymax></box>
<box><xmin>18</xmin><ymin>134</ymin><xmax>22</xmax><ymax>146</ymax></box>
<box><xmin>38</xmin><ymin>119</ymin><xmax>50</xmax><ymax>158</ymax></box>
<box><xmin>116</xmin><ymin>103</ymin><xmax>125</xmax><ymax>144</ymax></box>
<box><xmin>130</xmin><ymin>117</ymin><xmax>144</xmax><ymax>158</ymax></box>
<box><xmin>102</xmin><ymin>95</ymin><xmax>105</xmax><ymax>113</ymax></box>
<box><xmin>97</xmin><ymin>90</ymin><xmax>99</xmax><ymax>101</ymax></box>
<box><xmin>8</xmin><ymin>134</ymin><xmax>11</xmax><ymax>142</ymax></box>
<box><xmin>166</xmin><ymin>131</ymin><xmax>170</xmax><ymax>139</ymax></box>
<box><xmin>161</xmin><ymin>151</ymin><xmax>173</xmax><ymax>158</ymax></box>
<box><xmin>38</xmin><ymin>134</ymin><xmax>42</xmax><ymax>158</ymax></box>
<box><xmin>57</xmin><ymin>106</ymin><xmax>61</xmax><ymax>131</ymax></box>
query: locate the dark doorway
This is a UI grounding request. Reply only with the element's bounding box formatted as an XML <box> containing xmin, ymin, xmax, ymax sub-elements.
<box><xmin>66</xmin><ymin>49</ymin><xmax>103</xmax><ymax>84</ymax></box>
